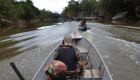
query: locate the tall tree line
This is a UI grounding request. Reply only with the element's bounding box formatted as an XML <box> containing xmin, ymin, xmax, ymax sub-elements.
<box><xmin>0</xmin><ymin>0</ymin><xmax>60</xmax><ymax>22</ymax></box>
<box><xmin>62</xmin><ymin>0</ymin><xmax>140</xmax><ymax>19</ymax></box>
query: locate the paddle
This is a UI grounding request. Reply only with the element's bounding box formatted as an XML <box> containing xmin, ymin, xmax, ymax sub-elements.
<box><xmin>10</xmin><ymin>62</ymin><xmax>25</xmax><ymax>80</ymax></box>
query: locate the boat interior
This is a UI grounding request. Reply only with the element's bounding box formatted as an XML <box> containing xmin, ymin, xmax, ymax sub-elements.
<box><xmin>33</xmin><ymin>31</ymin><xmax>112</xmax><ymax>80</ymax></box>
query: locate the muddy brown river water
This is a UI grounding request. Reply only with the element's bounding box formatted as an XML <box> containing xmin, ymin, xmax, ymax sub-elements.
<box><xmin>0</xmin><ymin>22</ymin><xmax>140</xmax><ymax>80</ymax></box>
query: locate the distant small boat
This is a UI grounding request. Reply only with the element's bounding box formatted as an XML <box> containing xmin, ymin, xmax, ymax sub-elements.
<box><xmin>79</xmin><ymin>27</ymin><xmax>90</xmax><ymax>31</ymax></box>
<box><xmin>33</xmin><ymin>29</ymin><xmax>113</xmax><ymax>80</ymax></box>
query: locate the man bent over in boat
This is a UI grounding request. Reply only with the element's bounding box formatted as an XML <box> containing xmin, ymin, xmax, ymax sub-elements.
<box><xmin>54</xmin><ymin>36</ymin><xmax>83</xmax><ymax>79</ymax></box>
<box><xmin>80</xmin><ymin>19</ymin><xmax>87</xmax><ymax>31</ymax></box>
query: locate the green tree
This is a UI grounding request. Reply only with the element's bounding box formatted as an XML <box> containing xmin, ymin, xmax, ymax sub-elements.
<box><xmin>0</xmin><ymin>0</ymin><xmax>60</xmax><ymax>25</ymax></box>
<box><xmin>0</xmin><ymin>0</ymin><xmax>14</xmax><ymax>18</ymax></box>
<box><xmin>62</xmin><ymin>0</ymin><xmax>97</xmax><ymax>18</ymax></box>
<box><xmin>97</xmin><ymin>0</ymin><xmax>140</xmax><ymax>17</ymax></box>
<box><xmin>80</xmin><ymin>0</ymin><xmax>96</xmax><ymax>16</ymax></box>
<box><xmin>11</xmin><ymin>4</ymin><xmax>25</xmax><ymax>20</ymax></box>
<box><xmin>22</xmin><ymin>4</ymin><xmax>36</xmax><ymax>21</ymax></box>
<box><xmin>63</xmin><ymin>0</ymin><xmax>80</xmax><ymax>18</ymax></box>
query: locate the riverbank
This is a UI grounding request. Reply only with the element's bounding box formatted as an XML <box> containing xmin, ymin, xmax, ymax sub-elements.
<box><xmin>0</xmin><ymin>20</ymin><xmax>58</xmax><ymax>37</ymax></box>
<box><xmin>94</xmin><ymin>19</ymin><xmax>140</xmax><ymax>28</ymax></box>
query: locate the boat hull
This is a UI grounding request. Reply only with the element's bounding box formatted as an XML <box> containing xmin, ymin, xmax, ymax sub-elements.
<box><xmin>33</xmin><ymin>31</ymin><xmax>113</xmax><ymax>80</ymax></box>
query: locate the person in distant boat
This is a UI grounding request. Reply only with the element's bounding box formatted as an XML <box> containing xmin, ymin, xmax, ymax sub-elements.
<box><xmin>80</xmin><ymin>19</ymin><xmax>87</xmax><ymax>31</ymax></box>
<box><xmin>45</xmin><ymin>60</ymin><xmax>67</xmax><ymax>80</ymax></box>
<box><xmin>54</xmin><ymin>36</ymin><xmax>80</xmax><ymax>73</ymax></box>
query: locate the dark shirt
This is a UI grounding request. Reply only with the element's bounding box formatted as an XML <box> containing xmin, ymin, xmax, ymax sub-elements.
<box><xmin>55</xmin><ymin>46</ymin><xmax>78</xmax><ymax>71</ymax></box>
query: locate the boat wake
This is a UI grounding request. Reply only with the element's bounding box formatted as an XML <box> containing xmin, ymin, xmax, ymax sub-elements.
<box><xmin>83</xmin><ymin>30</ymin><xmax>140</xmax><ymax>66</ymax></box>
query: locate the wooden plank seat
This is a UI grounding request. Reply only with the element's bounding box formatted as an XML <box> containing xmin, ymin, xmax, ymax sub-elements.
<box><xmin>76</xmin><ymin>46</ymin><xmax>88</xmax><ymax>54</ymax></box>
<box><xmin>84</xmin><ymin>69</ymin><xmax>102</xmax><ymax>80</ymax></box>
<box><xmin>71</xmin><ymin>31</ymin><xmax>82</xmax><ymax>40</ymax></box>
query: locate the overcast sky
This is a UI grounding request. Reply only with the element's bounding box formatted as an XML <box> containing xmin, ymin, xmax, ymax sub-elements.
<box><xmin>32</xmin><ymin>0</ymin><xmax>78</xmax><ymax>13</ymax></box>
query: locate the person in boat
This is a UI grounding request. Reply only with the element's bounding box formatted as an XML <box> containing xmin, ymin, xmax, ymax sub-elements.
<box><xmin>54</xmin><ymin>36</ymin><xmax>81</xmax><ymax>75</ymax></box>
<box><xmin>80</xmin><ymin>18</ymin><xmax>87</xmax><ymax>31</ymax></box>
<box><xmin>45</xmin><ymin>60</ymin><xmax>67</xmax><ymax>80</ymax></box>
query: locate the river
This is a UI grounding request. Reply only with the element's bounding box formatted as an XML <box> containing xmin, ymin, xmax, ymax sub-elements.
<box><xmin>82</xmin><ymin>22</ymin><xmax>140</xmax><ymax>80</ymax></box>
<box><xmin>0</xmin><ymin>22</ymin><xmax>79</xmax><ymax>80</ymax></box>
<box><xmin>0</xmin><ymin>22</ymin><xmax>140</xmax><ymax>80</ymax></box>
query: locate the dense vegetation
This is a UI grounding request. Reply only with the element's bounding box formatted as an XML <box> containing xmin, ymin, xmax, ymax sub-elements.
<box><xmin>62</xmin><ymin>0</ymin><xmax>140</xmax><ymax>20</ymax></box>
<box><xmin>0</xmin><ymin>0</ymin><xmax>60</xmax><ymax>26</ymax></box>
<box><xmin>1</xmin><ymin>0</ymin><xmax>140</xmax><ymax>26</ymax></box>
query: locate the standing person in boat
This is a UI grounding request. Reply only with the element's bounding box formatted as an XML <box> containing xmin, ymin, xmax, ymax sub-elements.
<box><xmin>80</xmin><ymin>18</ymin><xmax>87</xmax><ymax>31</ymax></box>
<box><xmin>54</xmin><ymin>36</ymin><xmax>81</xmax><ymax>74</ymax></box>
<box><xmin>45</xmin><ymin>60</ymin><xmax>67</xmax><ymax>80</ymax></box>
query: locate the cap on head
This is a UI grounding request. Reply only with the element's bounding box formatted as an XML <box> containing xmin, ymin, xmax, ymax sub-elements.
<box><xmin>63</xmin><ymin>35</ymin><xmax>73</xmax><ymax>46</ymax></box>
<box><xmin>45</xmin><ymin>60</ymin><xmax>67</xmax><ymax>76</ymax></box>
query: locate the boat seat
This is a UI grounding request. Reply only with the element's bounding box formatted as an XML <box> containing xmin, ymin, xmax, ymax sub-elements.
<box><xmin>84</xmin><ymin>69</ymin><xmax>102</xmax><ymax>80</ymax></box>
<box><xmin>76</xmin><ymin>46</ymin><xmax>88</xmax><ymax>54</ymax></box>
<box><xmin>71</xmin><ymin>31</ymin><xmax>82</xmax><ymax>40</ymax></box>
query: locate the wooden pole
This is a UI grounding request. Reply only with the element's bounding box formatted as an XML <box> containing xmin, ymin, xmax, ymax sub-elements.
<box><xmin>10</xmin><ymin>62</ymin><xmax>25</xmax><ymax>80</ymax></box>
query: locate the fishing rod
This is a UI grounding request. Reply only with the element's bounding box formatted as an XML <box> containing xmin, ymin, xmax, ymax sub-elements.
<box><xmin>10</xmin><ymin>62</ymin><xmax>25</xmax><ymax>80</ymax></box>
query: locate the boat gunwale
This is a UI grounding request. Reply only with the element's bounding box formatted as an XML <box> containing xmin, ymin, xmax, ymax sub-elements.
<box><xmin>80</xmin><ymin>31</ymin><xmax>113</xmax><ymax>80</ymax></box>
<box><xmin>32</xmin><ymin>41</ymin><xmax>62</xmax><ymax>80</ymax></box>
